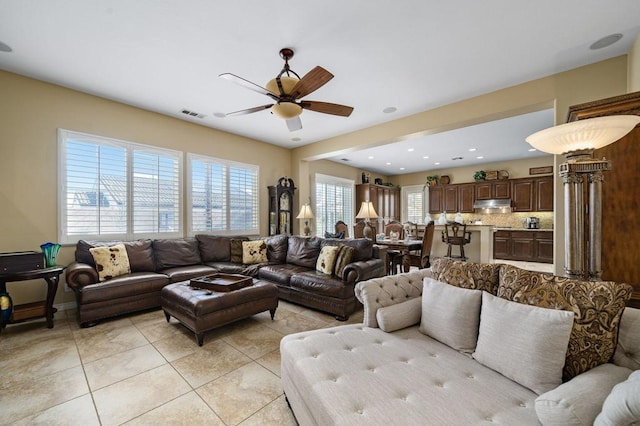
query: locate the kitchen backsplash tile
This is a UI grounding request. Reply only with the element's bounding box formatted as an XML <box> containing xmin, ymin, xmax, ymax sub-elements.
<box><xmin>427</xmin><ymin>212</ymin><xmax>554</xmax><ymax>229</ymax></box>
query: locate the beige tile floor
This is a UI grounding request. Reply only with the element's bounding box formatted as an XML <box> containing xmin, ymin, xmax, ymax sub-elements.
<box><xmin>0</xmin><ymin>300</ymin><xmax>363</xmax><ymax>425</ymax></box>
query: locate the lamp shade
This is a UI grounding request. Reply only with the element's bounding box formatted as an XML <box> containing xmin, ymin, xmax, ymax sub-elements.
<box><xmin>355</xmin><ymin>201</ymin><xmax>379</xmax><ymax>220</ymax></box>
<box><xmin>296</xmin><ymin>204</ymin><xmax>315</xmax><ymax>219</ymax></box>
<box><xmin>525</xmin><ymin>115</ymin><xmax>640</xmax><ymax>155</ymax></box>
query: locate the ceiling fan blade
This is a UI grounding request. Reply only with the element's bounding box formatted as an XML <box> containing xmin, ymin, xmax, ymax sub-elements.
<box><xmin>290</xmin><ymin>66</ymin><xmax>334</xmax><ymax>99</ymax></box>
<box><xmin>225</xmin><ymin>104</ymin><xmax>273</xmax><ymax>117</ymax></box>
<box><xmin>286</xmin><ymin>116</ymin><xmax>302</xmax><ymax>132</ymax></box>
<box><xmin>219</xmin><ymin>73</ymin><xmax>279</xmax><ymax>101</ymax></box>
<box><xmin>300</xmin><ymin>101</ymin><xmax>354</xmax><ymax>117</ymax></box>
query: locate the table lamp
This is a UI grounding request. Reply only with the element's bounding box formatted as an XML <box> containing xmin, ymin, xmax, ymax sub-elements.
<box><xmin>356</xmin><ymin>201</ymin><xmax>379</xmax><ymax>239</ymax></box>
<box><xmin>296</xmin><ymin>203</ymin><xmax>315</xmax><ymax>237</ymax></box>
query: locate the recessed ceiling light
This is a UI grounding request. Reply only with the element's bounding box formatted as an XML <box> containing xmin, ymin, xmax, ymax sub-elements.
<box><xmin>368</xmin><ymin>156</ymin><xmax>374</xmax><ymax>159</ymax></box>
<box><xmin>386</xmin><ymin>162</ymin><xmax>391</xmax><ymax>165</ymax></box>
<box><xmin>0</xmin><ymin>41</ymin><xmax>12</xmax><ymax>52</ymax></box>
<box><xmin>477</xmin><ymin>156</ymin><xmax>484</xmax><ymax>159</ymax></box>
<box><xmin>382</xmin><ymin>107</ymin><xmax>397</xmax><ymax>114</ymax></box>
<box><xmin>590</xmin><ymin>33</ymin><xmax>623</xmax><ymax>50</ymax></box>
<box><xmin>528</xmin><ymin>148</ymin><xmax>537</xmax><ymax>152</ymax></box>
<box><xmin>469</xmin><ymin>148</ymin><xmax>476</xmax><ymax>152</ymax></box>
<box><xmin>400</xmin><ymin>167</ymin><xmax>405</xmax><ymax>170</ymax></box>
<box><xmin>407</xmin><ymin>148</ymin><xmax>414</xmax><ymax>152</ymax></box>
<box><xmin>423</xmin><ymin>156</ymin><xmax>429</xmax><ymax>159</ymax></box>
<box><xmin>291</xmin><ymin>137</ymin><xmax>301</xmax><ymax>142</ymax></box>
<box><xmin>434</xmin><ymin>162</ymin><xmax>440</xmax><ymax>165</ymax></box>
<box><xmin>213</xmin><ymin>112</ymin><xmax>226</xmax><ymax>118</ymax></box>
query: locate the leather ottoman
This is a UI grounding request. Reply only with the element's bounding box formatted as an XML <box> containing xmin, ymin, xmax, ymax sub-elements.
<box><xmin>160</xmin><ymin>279</ymin><xmax>278</xmax><ymax>346</ymax></box>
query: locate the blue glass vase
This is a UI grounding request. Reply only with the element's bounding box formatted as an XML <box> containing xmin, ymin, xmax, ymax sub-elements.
<box><xmin>40</xmin><ymin>242</ymin><xmax>61</xmax><ymax>268</ymax></box>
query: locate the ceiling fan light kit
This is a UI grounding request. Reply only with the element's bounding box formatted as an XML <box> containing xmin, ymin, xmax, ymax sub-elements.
<box><xmin>220</xmin><ymin>48</ymin><xmax>353</xmax><ymax>131</ymax></box>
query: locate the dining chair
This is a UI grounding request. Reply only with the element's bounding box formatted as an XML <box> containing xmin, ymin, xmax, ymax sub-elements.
<box><xmin>353</xmin><ymin>221</ymin><xmax>366</xmax><ymax>239</ymax></box>
<box><xmin>392</xmin><ymin>221</ymin><xmax>435</xmax><ymax>273</ymax></box>
<box><xmin>384</xmin><ymin>221</ymin><xmax>404</xmax><ymax>274</ymax></box>
<box><xmin>334</xmin><ymin>220</ymin><xmax>349</xmax><ymax>239</ymax></box>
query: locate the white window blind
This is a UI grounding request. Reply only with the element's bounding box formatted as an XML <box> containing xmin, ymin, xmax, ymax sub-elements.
<box><xmin>315</xmin><ymin>174</ymin><xmax>354</xmax><ymax>237</ymax></box>
<box><xmin>188</xmin><ymin>154</ymin><xmax>259</xmax><ymax>235</ymax></box>
<box><xmin>58</xmin><ymin>129</ymin><xmax>182</xmax><ymax>243</ymax></box>
<box><xmin>401</xmin><ymin>185</ymin><xmax>426</xmax><ymax>224</ymax></box>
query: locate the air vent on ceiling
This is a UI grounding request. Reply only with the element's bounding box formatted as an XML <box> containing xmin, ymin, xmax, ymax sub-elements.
<box><xmin>180</xmin><ymin>109</ymin><xmax>206</xmax><ymax>119</ymax></box>
<box><xmin>341</xmin><ymin>158</ymin><xmax>350</xmax><ymax>162</ymax></box>
<box><xmin>451</xmin><ymin>156</ymin><xmax>464</xmax><ymax>161</ymax></box>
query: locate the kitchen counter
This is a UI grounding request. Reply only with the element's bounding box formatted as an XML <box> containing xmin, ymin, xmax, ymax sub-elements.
<box><xmin>492</xmin><ymin>227</ymin><xmax>553</xmax><ymax>232</ymax></box>
<box><xmin>432</xmin><ymin>224</ymin><xmax>493</xmax><ymax>263</ymax></box>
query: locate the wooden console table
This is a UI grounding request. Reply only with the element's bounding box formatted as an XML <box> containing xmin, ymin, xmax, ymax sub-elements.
<box><xmin>0</xmin><ymin>266</ymin><xmax>64</xmax><ymax>329</ymax></box>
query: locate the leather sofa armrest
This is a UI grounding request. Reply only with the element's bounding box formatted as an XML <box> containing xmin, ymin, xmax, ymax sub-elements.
<box><xmin>65</xmin><ymin>261</ymin><xmax>99</xmax><ymax>290</ymax></box>
<box><xmin>372</xmin><ymin>245</ymin><xmax>387</xmax><ymax>260</ymax></box>
<box><xmin>343</xmin><ymin>258</ymin><xmax>385</xmax><ymax>284</ymax></box>
<box><xmin>355</xmin><ymin>269</ymin><xmax>431</xmax><ymax>328</ymax></box>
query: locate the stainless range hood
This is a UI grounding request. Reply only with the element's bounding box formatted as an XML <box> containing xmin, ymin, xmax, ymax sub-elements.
<box><xmin>473</xmin><ymin>199</ymin><xmax>512</xmax><ymax>213</ymax></box>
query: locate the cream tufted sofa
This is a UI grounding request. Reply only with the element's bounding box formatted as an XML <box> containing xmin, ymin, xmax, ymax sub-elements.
<box><xmin>280</xmin><ymin>265</ymin><xmax>640</xmax><ymax>425</ymax></box>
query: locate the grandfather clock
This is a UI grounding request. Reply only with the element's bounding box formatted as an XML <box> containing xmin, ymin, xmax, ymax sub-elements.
<box><xmin>268</xmin><ymin>177</ymin><xmax>296</xmax><ymax>236</ymax></box>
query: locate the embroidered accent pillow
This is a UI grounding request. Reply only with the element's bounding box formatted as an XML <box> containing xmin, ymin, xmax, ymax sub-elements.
<box><xmin>316</xmin><ymin>245</ymin><xmax>340</xmax><ymax>275</ymax></box>
<box><xmin>89</xmin><ymin>244</ymin><xmax>131</xmax><ymax>282</ymax></box>
<box><xmin>242</xmin><ymin>240</ymin><xmax>268</xmax><ymax>265</ymax></box>
<box><xmin>497</xmin><ymin>264</ymin><xmax>633</xmax><ymax>380</ymax></box>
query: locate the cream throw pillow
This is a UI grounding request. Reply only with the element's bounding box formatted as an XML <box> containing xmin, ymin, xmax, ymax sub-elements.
<box><xmin>595</xmin><ymin>369</ymin><xmax>640</xmax><ymax>426</ymax></box>
<box><xmin>419</xmin><ymin>277</ymin><xmax>482</xmax><ymax>353</ymax></box>
<box><xmin>376</xmin><ymin>297</ymin><xmax>422</xmax><ymax>332</ymax></box>
<box><xmin>316</xmin><ymin>245</ymin><xmax>340</xmax><ymax>275</ymax></box>
<box><xmin>473</xmin><ymin>292</ymin><xmax>574</xmax><ymax>395</ymax></box>
<box><xmin>242</xmin><ymin>240</ymin><xmax>268</xmax><ymax>264</ymax></box>
<box><xmin>89</xmin><ymin>244</ymin><xmax>131</xmax><ymax>282</ymax></box>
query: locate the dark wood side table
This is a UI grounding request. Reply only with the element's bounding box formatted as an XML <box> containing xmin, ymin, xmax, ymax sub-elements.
<box><xmin>0</xmin><ymin>266</ymin><xmax>64</xmax><ymax>330</ymax></box>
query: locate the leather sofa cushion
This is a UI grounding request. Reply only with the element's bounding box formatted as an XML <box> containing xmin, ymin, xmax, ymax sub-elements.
<box><xmin>196</xmin><ymin>235</ymin><xmax>232</xmax><ymax>262</ymax></box>
<box><xmin>80</xmin><ymin>272</ymin><xmax>169</xmax><ymax>304</ymax></box>
<box><xmin>286</xmin><ymin>236</ymin><xmax>322</xmax><ymax>268</ymax></box>
<box><xmin>76</xmin><ymin>239</ymin><xmax>155</xmax><ymax>272</ymax></box>
<box><xmin>322</xmin><ymin>238</ymin><xmax>372</xmax><ymax>262</ymax></box>
<box><xmin>266</xmin><ymin>235</ymin><xmax>288</xmax><ymax>263</ymax></box>
<box><xmin>153</xmin><ymin>238</ymin><xmax>201</xmax><ymax>269</ymax></box>
<box><xmin>290</xmin><ymin>271</ymin><xmax>352</xmax><ymax>298</ymax></box>
<box><xmin>161</xmin><ymin>265</ymin><xmax>216</xmax><ymax>283</ymax></box>
<box><xmin>259</xmin><ymin>264</ymin><xmax>309</xmax><ymax>285</ymax></box>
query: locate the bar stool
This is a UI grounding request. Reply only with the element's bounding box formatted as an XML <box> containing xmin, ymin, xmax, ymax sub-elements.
<box><xmin>441</xmin><ymin>222</ymin><xmax>471</xmax><ymax>261</ymax></box>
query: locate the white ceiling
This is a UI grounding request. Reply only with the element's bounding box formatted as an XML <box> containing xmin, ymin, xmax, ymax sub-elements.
<box><xmin>1</xmin><ymin>1</ymin><xmax>639</xmax><ymax>174</ymax></box>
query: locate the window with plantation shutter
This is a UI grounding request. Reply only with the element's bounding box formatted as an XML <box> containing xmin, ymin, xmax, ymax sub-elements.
<box><xmin>314</xmin><ymin>174</ymin><xmax>354</xmax><ymax>237</ymax></box>
<box><xmin>188</xmin><ymin>153</ymin><xmax>259</xmax><ymax>235</ymax></box>
<box><xmin>58</xmin><ymin>129</ymin><xmax>182</xmax><ymax>243</ymax></box>
<box><xmin>401</xmin><ymin>185</ymin><xmax>427</xmax><ymax>223</ymax></box>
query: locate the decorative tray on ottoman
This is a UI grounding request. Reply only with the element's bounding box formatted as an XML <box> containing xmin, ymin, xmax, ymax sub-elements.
<box><xmin>189</xmin><ymin>273</ymin><xmax>253</xmax><ymax>292</ymax></box>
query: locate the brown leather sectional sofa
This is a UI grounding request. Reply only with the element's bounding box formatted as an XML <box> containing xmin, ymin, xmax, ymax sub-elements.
<box><xmin>65</xmin><ymin>235</ymin><xmax>386</xmax><ymax>326</ymax></box>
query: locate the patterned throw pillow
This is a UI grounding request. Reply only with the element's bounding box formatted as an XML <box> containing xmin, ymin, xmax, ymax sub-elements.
<box><xmin>497</xmin><ymin>264</ymin><xmax>633</xmax><ymax>381</ymax></box>
<box><xmin>437</xmin><ymin>261</ymin><xmax>476</xmax><ymax>289</ymax></box>
<box><xmin>436</xmin><ymin>260</ymin><xmax>500</xmax><ymax>293</ymax></box>
<box><xmin>242</xmin><ymin>240</ymin><xmax>268</xmax><ymax>265</ymax></box>
<box><xmin>230</xmin><ymin>239</ymin><xmax>244</xmax><ymax>263</ymax></box>
<box><xmin>89</xmin><ymin>244</ymin><xmax>131</xmax><ymax>282</ymax></box>
<box><xmin>316</xmin><ymin>245</ymin><xmax>340</xmax><ymax>275</ymax></box>
<box><xmin>333</xmin><ymin>244</ymin><xmax>355</xmax><ymax>278</ymax></box>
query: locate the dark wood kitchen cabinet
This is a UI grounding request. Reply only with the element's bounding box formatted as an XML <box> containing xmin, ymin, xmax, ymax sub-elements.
<box><xmin>476</xmin><ymin>181</ymin><xmax>510</xmax><ymax>200</ymax></box>
<box><xmin>458</xmin><ymin>184</ymin><xmax>476</xmax><ymax>213</ymax></box>
<box><xmin>443</xmin><ymin>185</ymin><xmax>459</xmax><ymax>213</ymax></box>
<box><xmin>428</xmin><ymin>185</ymin><xmax>444</xmax><ymax>214</ymax></box>
<box><xmin>511</xmin><ymin>176</ymin><xmax>554</xmax><ymax>212</ymax></box>
<box><xmin>493</xmin><ymin>230</ymin><xmax>553</xmax><ymax>263</ymax></box>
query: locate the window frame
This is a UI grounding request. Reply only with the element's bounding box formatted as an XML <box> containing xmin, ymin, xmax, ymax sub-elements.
<box><xmin>57</xmin><ymin>129</ymin><xmax>183</xmax><ymax>244</ymax></box>
<box><xmin>314</xmin><ymin>173</ymin><xmax>355</xmax><ymax>237</ymax></box>
<box><xmin>186</xmin><ymin>153</ymin><xmax>260</xmax><ymax>236</ymax></box>
<box><xmin>401</xmin><ymin>184</ymin><xmax>427</xmax><ymax>224</ymax></box>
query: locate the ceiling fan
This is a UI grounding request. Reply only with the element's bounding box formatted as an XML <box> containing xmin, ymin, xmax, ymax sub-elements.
<box><xmin>219</xmin><ymin>48</ymin><xmax>354</xmax><ymax>132</ymax></box>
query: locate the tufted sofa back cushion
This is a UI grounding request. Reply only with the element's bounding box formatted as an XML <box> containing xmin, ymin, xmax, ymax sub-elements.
<box><xmin>266</xmin><ymin>235</ymin><xmax>288</xmax><ymax>263</ymax></box>
<box><xmin>153</xmin><ymin>238</ymin><xmax>201</xmax><ymax>270</ymax></box>
<box><xmin>286</xmin><ymin>236</ymin><xmax>322</xmax><ymax>268</ymax></box>
<box><xmin>76</xmin><ymin>239</ymin><xmax>155</xmax><ymax>272</ymax></box>
<box><xmin>613</xmin><ymin>307</ymin><xmax>640</xmax><ymax>370</ymax></box>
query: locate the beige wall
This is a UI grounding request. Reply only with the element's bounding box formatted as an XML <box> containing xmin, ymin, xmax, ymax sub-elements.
<box><xmin>629</xmin><ymin>33</ymin><xmax>640</xmax><ymax>92</ymax></box>
<box><xmin>0</xmin><ymin>71</ymin><xmax>291</xmax><ymax>305</ymax></box>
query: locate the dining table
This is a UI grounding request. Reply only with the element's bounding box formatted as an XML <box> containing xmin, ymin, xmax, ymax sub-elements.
<box><xmin>374</xmin><ymin>238</ymin><xmax>422</xmax><ymax>274</ymax></box>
